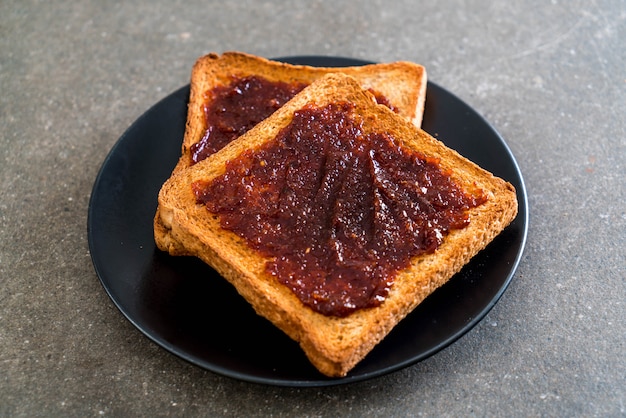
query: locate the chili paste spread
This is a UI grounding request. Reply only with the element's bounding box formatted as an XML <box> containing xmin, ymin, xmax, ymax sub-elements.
<box><xmin>193</xmin><ymin>102</ymin><xmax>486</xmax><ymax>317</ymax></box>
<box><xmin>190</xmin><ymin>76</ymin><xmax>307</xmax><ymax>164</ymax></box>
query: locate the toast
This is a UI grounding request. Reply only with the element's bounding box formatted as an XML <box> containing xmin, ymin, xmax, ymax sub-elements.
<box><xmin>179</xmin><ymin>51</ymin><xmax>427</xmax><ymax>169</ymax></box>
<box><xmin>155</xmin><ymin>73</ymin><xmax>518</xmax><ymax>377</ymax></box>
<box><xmin>155</xmin><ymin>51</ymin><xmax>427</xmax><ymax>254</ymax></box>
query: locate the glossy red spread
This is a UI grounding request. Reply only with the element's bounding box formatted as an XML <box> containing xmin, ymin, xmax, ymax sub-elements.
<box><xmin>190</xmin><ymin>76</ymin><xmax>307</xmax><ymax>164</ymax></box>
<box><xmin>193</xmin><ymin>102</ymin><xmax>486</xmax><ymax>317</ymax></box>
<box><xmin>189</xmin><ymin>75</ymin><xmax>398</xmax><ymax>164</ymax></box>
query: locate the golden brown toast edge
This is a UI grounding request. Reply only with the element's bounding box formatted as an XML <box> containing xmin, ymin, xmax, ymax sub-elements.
<box><xmin>156</xmin><ymin>73</ymin><xmax>518</xmax><ymax>377</ymax></box>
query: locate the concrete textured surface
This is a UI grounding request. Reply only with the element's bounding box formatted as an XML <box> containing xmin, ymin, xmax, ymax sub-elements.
<box><xmin>1</xmin><ymin>0</ymin><xmax>624</xmax><ymax>416</ymax></box>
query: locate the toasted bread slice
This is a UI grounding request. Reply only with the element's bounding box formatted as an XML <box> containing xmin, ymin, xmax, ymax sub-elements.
<box><xmin>155</xmin><ymin>51</ymin><xmax>427</xmax><ymax>254</ymax></box>
<box><xmin>180</xmin><ymin>51</ymin><xmax>427</xmax><ymax>168</ymax></box>
<box><xmin>156</xmin><ymin>73</ymin><xmax>518</xmax><ymax>377</ymax></box>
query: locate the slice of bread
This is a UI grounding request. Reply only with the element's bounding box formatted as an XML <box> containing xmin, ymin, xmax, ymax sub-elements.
<box><xmin>179</xmin><ymin>51</ymin><xmax>427</xmax><ymax>169</ymax></box>
<box><xmin>155</xmin><ymin>73</ymin><xmax>518</xmax><ymax>377</ymax></box>
<box><xmin>155</xmin><ymin>51</ymin><xmax>427</xmax><ymax>254</ymax></box>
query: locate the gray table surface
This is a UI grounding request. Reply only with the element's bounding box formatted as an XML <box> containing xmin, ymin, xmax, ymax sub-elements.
<box><xmin>2</xmin><ymin>0</ymin><xmax>624</xmax><ymax>416</ymax></box>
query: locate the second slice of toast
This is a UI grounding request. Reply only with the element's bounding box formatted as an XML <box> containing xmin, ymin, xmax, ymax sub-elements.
<box><xmin>156</xmin><ymin>73</ymin><xmax>518</xmax><ymax>377</ymax></box>
<box><xmin>179</xmin><ymin>51</ymin><xmax>427</xmax><ymax>169</ymax></box>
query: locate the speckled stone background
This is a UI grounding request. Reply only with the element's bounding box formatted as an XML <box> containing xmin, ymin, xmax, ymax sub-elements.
<box><xmin>1</xmin><ymin>0</ymin><xmax>624</xmax><ymax>416</ymax></box>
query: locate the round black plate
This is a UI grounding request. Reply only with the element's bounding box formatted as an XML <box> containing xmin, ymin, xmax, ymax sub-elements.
<box><xmin>88</xmin><ymin>56</ymin><xmax>528</xmax><ymax>387</ymax></box>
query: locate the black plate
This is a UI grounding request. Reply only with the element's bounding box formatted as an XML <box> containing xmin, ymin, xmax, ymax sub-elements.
<box><xmin>88</xmin><ymin>56</ymin><xmax>528</xmax><ymax>387</ymax></box>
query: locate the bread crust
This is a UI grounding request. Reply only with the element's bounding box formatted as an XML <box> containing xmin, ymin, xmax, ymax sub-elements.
<box><xmin>156</xmin><ymin>73</ymin><xmax>518</xmax><ymax>377</ymax></box>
